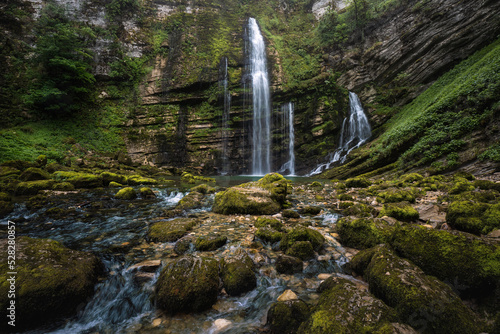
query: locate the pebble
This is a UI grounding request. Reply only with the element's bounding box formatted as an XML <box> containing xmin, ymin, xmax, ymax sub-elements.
<box><xmin>318</xmin><ymin>273</ymin><xmax>332</xmax><ymax>280</ymax></box>
<box><xmin>277</xmin><ymin>289</ymin><xmax>298</xmax><ymax>301</ymax></box>
<box><xmin>152</xmin><ymin>318</ymin><xmax>162</xmax><ymax>327</ymax></box>
<box><xmin>213</xmin><ymin>319</ymin><xmax>232</xmax><ymax>333</ymax></box>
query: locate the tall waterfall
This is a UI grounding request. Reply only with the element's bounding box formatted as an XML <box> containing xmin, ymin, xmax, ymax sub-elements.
<box><xmin>278</xmin><ymin>102</ymin><xmax>296</xmax><ymax>176</ymax></box>
<box><xmin>307</xmin><ymin>92</ymin><xmax>371</xmax><ymax>176</ymax></box>
<box><xmin>248</xmin><ymin>17</ymin><xmax>272</xmax><ymax>175</ymax></box>
<box><xmin>219</xmin><ymin>57</ymin><xmax>231</xmax><ymax>175</ymax></box>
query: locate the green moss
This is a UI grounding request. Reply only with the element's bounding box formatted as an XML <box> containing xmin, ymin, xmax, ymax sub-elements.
<box><xmin>280</xmin><ymin>226</ymin><xmax>325</xmax><ymax>252</ymax></box>
<box><xmin>341</xmin><ymin>203</ymin><xmax>377</xmax><ymax>218</ymax></box>
<box><xmin>286</xmin><ymin>241</ymin><xmax>315</xmax><ymax>260</ymax></box>
<box><xmin>474</xmin><ymin>180</ymin><xmax>500</xmax><ymax>192</ymax></box>
<box><xmin>127</xmin><ymin>175</ymin><xmax>158</xmax><ymax>185</ymax></box>
<box><xmin>139</xmin><ymin>187</ymin><xmax>156</xmax><ymax>199</ymax></box>
<box><xmin>195</xmin><ymin>235</ymin><xmax>227</xmax><ymax>251</ymax></box>
<box><xmin>52</xmin><ymin>182</ymin><xmax>75</xmax><ymax>191</ymax></box>
<box><xmin>283</xmin><ymin>209</ymin><xmax>301</xmax><ymax>218</ymax></box>
<box><xmin>114</xmin><ymin>187</ymin><xmax>137</xmax><ymax>200</ymax></box>
<box><xmin>212</xmin><ymin>187</ymin><xmax>281</xmax><ymax>215</ymax></box>
<box><xmin>309</xmin><ymin>181</ymin><xmax>323</xmax><ymax>190</ymax></box>
<box><xmin>379</xmin><ymin>202</ymin><xmax>419</xmax><ymax>222</ymax></box>
<box><xmin>155</xmin><ymin>256</ymin><xmax>219</xmax><ymax>314</ymax></box>
<box><xmin>255</xmin><ymin>227</ymin><xmax>283</xmax><ymax>244</ymax></box>
<box><xmin>0</xmin><ymin>201</ymin><xmax>14</xmax><ymax>217</ymax></box>
<box><xmin>191</xmin><ymin>183</ymin><xmax>216</xmax><ymax>194</ymax></box>
<box><xmin>0</xmin><ymin>192</ymin><xmax>11</xmax><ymax>201</ymax></box>
<box><xmin>449</xmin><ymin>179</ymin><xmax>475</xmax><ymax>194</ymax></box>
<box><xmin>399</xmin><ymin>173</ymin><xmax>424</xmax><ymax>184</ymax></box>
<box><xmin>19</xmin><ymin>167</ymin><xmax>50</xmax><ymax>181</ymax></box>
<box><xmin>100</xmin><ymin>171</ymin><xmax>128</xmax><ymax>185</ymax></box>
<box><xmin>15</xmin><ymin>180</ymin><xmax>55</xmax><ymax>195</ymax></box>
<box><xmin>357</xmin><ymin>246</ymin><xmax>481</xmax><ymax>334</ymax></box>
<box><xmin>109</xmin><ymin>181</ymin><xmax>122</xmax><ymax>187</ymax></box>
<box><xmin>300</xmin><ymin>206</ymin><xmax>322</xmax><ymax>216</ymax></box>
<box><xmin>376</xmin><ymin>188</ymin><xmax>418</xmax><ymax>203</ymax></box>
<box><xmin>345</xmin><ymin>177</ymin><xmax>371</xmax><ymax>188</ymax></box>
<box><xmin>267</xmin><ymin>300</ymin><xmax>310</xmax><ymax>334</ymax></box>
<box><xmin>0</xmin><ymin>166</ymin><xmax>20</xmax><ymax>178</ymax></box>
<box><xmin>255</xmin><ymin>217</ymin><xmax>284</xmax><ymax>231</ymax></box>
<box><xmin>53</xmin><ymin>171</ymin><xmax>103</xmax><ymax>188</ymax></box>
<box><xmin>337</xmin><ymin>218</ymin><xmax>394</xmax><ymax>250</ymax></box>
<box><xmin>221</xmin><ymin>251</ymin><xmax>256</xmax><ymax>296</ymax></box>
<box><xmin>36</xmin><ymin>155</ymin><xmax>47</xmax><ymax>167</ymax></box>
<box><xmin>338</xmin><ymin>193</ymin><xmax>354</xmax><ymax>201</ymax></box>
<box><xmin>148</xmin><ymin>218</ymin><xmax>197</xmax><ymax>242</ymax></box>
<box><xmin>447</xmin><ymin>200</ymin><xmax>499</xmax><ymax>235</ymax></box>
<box><xmin>0</xmin><ymin>237</ymin><xmax>101</xmax><ymax>330</ymax></box>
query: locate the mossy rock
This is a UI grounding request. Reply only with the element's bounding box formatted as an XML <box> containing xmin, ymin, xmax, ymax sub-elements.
<box><xmin>155</xmin><ymin>256</ymin><xmax>219</xmax><ymax>314</ymax></box>
<box><xmin>212</xmin><ymin>187</ymin><xmax>281</xmax><ymax>215</ymax></box>
<box><xmin>36</xmin><ymin>154</ymin><xmax>47</xmax><ymax>167</ymax></box>
<box><xmin>283</xmin><ymin>209</ymin><xmax>300</xmax><ymax>218</ymax></box>
<box><xmin>256</xmin><ymin>173</ymin><xmax>290</xmax><ymax>205</ymax></box>
<box><xmin>352</xmin><ymin>245</ymin><xmax>481</xmax><ymax>334</ymax></box>
<box><xmin>139</xmin><ymin>187</ymin><xmax>156</xmax><ymax>199</ymax></box>
<box><xmin>337</xmin><ymin>193</ymin><xmax>354</xmax><ymax>201</ymax></box>
<box><xmin>19</xmin><ymin>167</ymin><xmax>50</xmax><ymax>181</ymax></box>
<box><xmin>299</xmin><ymin>206</ymin><xmax>322</xmax><ymax>216</ymax></box>
<box><xmin>127</xmin><ymin>175</ymin><xmax>158</xmax><ymax>185</ymax></box>
<box><xmin>390</xmin><ymin>225</ymin><xmax>500</xmax><ymax>296</ymax></box>
<box><xmin>276</xmin><ymin>255</ymin><xmax>303</xmax><ymax>274</ymax></box>
<box><xmin>309</xmin><ymin>181</ymin><xmax>323</xmax><ymax>190</ymax></box>
<box><xmin>195</xmin><ymin>235</ymin><xmax>228</xmax><ymax>251</ymax></box>
<box><xmin>447</xmin><ymin>200</ymin><xmax>500</xmax><ymax>235</ymax></box>
<box><xmin>180</xmin><ymin>172</ymin><xmax>196</xmax><ymax>184</ymax></box>
<box><xmin>176</xmin><ymin>191</ymin><xmax>208</xmax><ymax>211</ymax></box>
<box><xmin>109</xmin><ymin>181</ymin><xmax>123</xmax><ymax>187</ymax></box>
<box><xmin>341</xmin><ymin>202</ymin><xmax>377</xmax><ymax>218</ymax></box>
<box><xmin>255</xmin><ymin>227</ymin><xmax>283</xmax><ymax>244</ymax></box>
<box><xmin>474</xmin><ymin>180</ymin><xmax>500</xmax><ymax>192</ymax></box>
<box><xmin>26</xmin><ymin>194</ymin><xmax>49</xmax><ymax>210</ymax></box>
<box><xmin>53</xmin><ymin>171</ymin><xmax>103</xmax><ymax>188</ymax></box>
<box><xmin>0</xmin><ymin>166</ymin><xmax>20</xmax><ymax>178</ymax></box>
<box><xmin>255</xmin><ymin>217</ymin><xmax>284</xmax><ymax>231</ymax></box>
<box><xmin>280</xmin><ymin>226</ymin><xmax>325</xmax><ymax>252</ymax></box>
<box><xmin>0</xmin><ymin>237</ymin><xmax>102</xmax><ymax>330</ymax></box>
<box><xmin>399</xmin><ymin>173</ymin><xmax>424</xmax><ymax>184</ymax></box>
<box><xmin>15</xmin><ymin>180</ymin><xmax>55</xmax><ymax>196</ymax></box>
<box><xmin>298</xmin><ymin>276</ymin><xmax>396</xmax><ymax>334</ymax></box>
<box><xmin>345</xmin><ymin>177</ymin><xmax>371</xmax><ymax>188</ymax></box>
<box><xmin>0</xmin><ymin>201</ymin><xmax>14</xmax><ymax>218</ymax></box>
<box><xmin>148</xmin><ymin>218</ymin><xmax>197</xmax><ymax>242</ymax></box>
<box><xmin>0</xmin><ymin>192</ymin><xmax>11</xmax><ymax>201</ymax></box>
<box><xmin>286</xmin><ymin>241</ymin><xmax>315</xmax><ymax>260</ymax></box>
<box><xmin>174</xmin><ymin>236</ymin><xmax>195</xmax><ymax>255</ymax></box>
<box><xmin>376</xmin><ymin>188</ymin><xmax>418</xmax><ymax>203</ymax></box>
<box><xmin>52</xmin><ymin>181</ymin><xmax>75</xmax><ymax>191</ymax></box>
<box><xmin>0</xmin><ymin>160</ymin><xmax>36</xmax><ymax>171</ymax></box>
<box><xmin>221</xmin><ymin>250</ymin><xmax>256</xmax><ymax>296</ymax></box>
<box><xmin>449</xmin><ymin>179</ymin><xmax>475</xmax><ymax>194</ymax></box>
<box><xmin>114</xmin><ymin>187</ymin><xmax>137</xmax><ymax>200</ymax></box>
<box><xmin>267</xmin><ymin>299</ymin><xmax>310</xmax><ymax>334</ymax></box>
<box><xmin>100</xmin><ymin>172</ymin><xmax>128</xmax><ymax>185</ymax></box>
<box><xmin>191</xmin><ymin>183</ymin><xmax>216</xmax><ymax>194</ymax></box>
<box><xmin>379</xmin><ymin>202</ymin><xmax>419</xmax><ymax>222</ymax></box>
<box><xmin>337</xmin><ymin>218</ymin><xmax>395</xmax><ymax>250</ymax></box>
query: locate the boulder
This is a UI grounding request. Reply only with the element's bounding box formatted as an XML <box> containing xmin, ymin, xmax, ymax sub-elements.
<box><xmin>139</xmin><ymin>187</ymin><xmax>156</xmax><ymax>199</ymax></box>
<box><xmin>255</xmin><ymin>227</ymin><xmax>283</xmax><ymax>244</ymax></box>
<box><xmin>148</xmin><ymin>218</ymin><xmax>197</xmax><ymax>242</ymax></box>
<box><xmin>195</xmin><ymin>235</ymin><xmax>227</xmax><ymax>251</ymax></box>
<box><xmin>280</xmin><ymin>226</ymin><xmax>325</xmax><ymax>253</ymax></box>
<box><xmin>0</xmin><ymin>237</ymin><xmax>101</xmax><ymax>330</ymax></box>
<box><xmin>276</xmin><ymin>255</ymin><xmax>303</xmax><ymax>274</ymax></box>
<box><xmin>15</xmin><ymin>180</ymin><xmax>55</xmax><ymax>195</ymax></box>
<box><xmin>336</xmin><ymin>217</ymin><xmax>395</xmax><ymax>250</ymax></box>
<box><xmin>379</xmin><ymin>202</ymin><xmax>419</xmax><ymax>222</ymax></box>
<box><xmin>114</xmin><ymin>187</ymin><xmax>137</xmax><ymax>200</ymax></box>
<box><xmin>53</xmin><ymin>171</ymin><xmax>103</xmax><ymax>188</ymax></box>
<box><xmin>267</xmin><ymin>299</ymin><xmax>310</xmax><ymax>334</ymax></box>
<box><xmin>19</xmin><ymin>167</ymin><xmax>50</xmax><ymax>181</ymax></box>
<box><xmin>221</xmin><ymin>250</ymin><xmax>256</xmax><ymax>296</ymax></box>
<box><xmin>155</xmin><ymin>256</ymin><xmax>219</xmax><ymax>313</ymax></box>
<box><xmin>286</xmin><ymin>241</ymin><xmax>315</xmax><ymax>260</ymax></box>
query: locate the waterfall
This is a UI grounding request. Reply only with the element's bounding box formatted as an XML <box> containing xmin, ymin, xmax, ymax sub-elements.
<box><xmin>307</xmin><ymin>92</ymin><xmax>371</xmax><ymax>176</ymax></box>
<box><xmin>248</xmin><ymin>17</ymin><xmax>272</xmax><ymax>176</ymax></box>
<box><xmin>278</xmin><ymin>102</ymin><xmax>296</xmax><ymax>176</ymax></box>
<box><xmin>219</xmin><ymin>57</ymin><xmax>231</xmax><ymax>175</ymax></box>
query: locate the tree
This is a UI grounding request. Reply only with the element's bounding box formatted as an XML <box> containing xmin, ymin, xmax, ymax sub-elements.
<box><xmin>351</xmin><ymin>0</ymin><xmax>370</xmax><ymax>42</ymax></box>
<box><xmin>25</xmin><ymin>2</ymin><xmax>96</xmax><ymax>115</ymax></box>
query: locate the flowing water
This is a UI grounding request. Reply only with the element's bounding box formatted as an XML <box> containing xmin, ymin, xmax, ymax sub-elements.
<box><xmin>307</xmin><ymin>92</ymin><xmax>371</xmax><ymax>176</ymax></box>
<box><xmin>219</xmin><ymin>57</ymin><xmax>231</xmax><ymax>176</ymax></box>
<box><xmin>247</xmin><ymin>18</ymin><xmax>272</xmax><ymax>176</ymax></box>
<box><xmin>3</xmin><ymin>177</ymin><xmax>351</xmax><ymax>334</ymax></box>
<box><xmin>278</xmin><ymin>102</ymin><xmax>296</xmax><ymax>176</ymax></box>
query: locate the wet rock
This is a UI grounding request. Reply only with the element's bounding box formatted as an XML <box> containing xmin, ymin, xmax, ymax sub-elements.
<box><xmin>0</xmin><ymin>237</ymin><xmax>102</xmax><ymax>330</ymax></box>
<box><xmin>195</xmin><ymin>235</ymin><xmax>228</xmax><ymax>252</ymax></box>
<box><xmin>139</xmin><ymin>187</ymin><xmax>156</xmax><ymax>199</ymax></box>
<box><xmin>176</xmin><ymin>191</ymin><xmax>207</xmax><ymax>211</ymax></box>
<box><xmin>276</xmin><ymin>255</ymin><xmax>303</xmax><ymax>274</ymax></box>
<box><xmin>174</xmin><ymin>236</ymin><xmax>195</xmax><ymax>255</ymax></box>
<box><xmin>280</xmin><ymin>226</ymin><xmax>325</xmax><ymax>252</ymax></box>
<box><xmin>53</xmin><ymin>171</ymin><xmax>103</xmax><ymax>188</ymax></box>
<box><xmin>299</xmin><ymin>206</ymin><xmax>322</xmax><ymax>216</ymax></box>
<box><xmin>115</xmin><ymin>187</ymin><xmax>137</xmax><ymax>200</ymax></box>
<box><xmin>299</xmin><ymin>276</ymin><xmax>396</xmax><ymax>333</ymax></box>
<box><xmin>351</xmin><ymin>245</ymin><xmax>481</xmax><ymax>334</ymax></box>
<box><xmin>283</xmin><ymin>209</ymin><xmax>301</xmax><ymax>218</ymax></box>
<box><xmin>336</xmin><ymin>217</ymin><xmax>395</xmax><ymax>250</ymax></box>
<box><xmin>255</xmin><ymin>227</ymin><xmax>283</xmax><ymax>244</ymax></box>
<box><xmin>278</xmin><ymin>289</ymin><xmax>298</xmax><ymax>301</ymax></box>
<box><xmin>155</xmin><ymin>256</ymin><xmax>219</xmax><ymax>314</ymax></box>
<box><xmin>415</xmin><ymin>203</ymin><xmax>446</xmax><ymax>224</ymax></box>
<box><xmin>212</xmin><ymin>173</ymin><xmax>289</xmax><ymax>215</ymax></box>
<box><xmin>129</xmin><ymin>259</ymin><xmax>161</xmax><ymax>272</ymax></box>
<box><xmin>148</xmin><ymin>218</ymin><xmax>197</xmax><ymax>242</ymax></box>
<box><xmin>286</xmin><ymin>241</ymin><xmax>315</xmax><ymax>260</ymax></box>
<box><xmin>221</xmin><ymin>250</ymin><xmax>256</xmax><ymax>296</ymax></box>
<box><xmin>267</xmin><ymin>299</ymin><xmax>310</xmax><ymax>334</ymax></box>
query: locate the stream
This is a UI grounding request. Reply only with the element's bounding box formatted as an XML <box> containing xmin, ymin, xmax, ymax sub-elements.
<box><xmin>3</xmin><ymin>176</ymin><xmax>351</xmax><ymax>334</ymax></box>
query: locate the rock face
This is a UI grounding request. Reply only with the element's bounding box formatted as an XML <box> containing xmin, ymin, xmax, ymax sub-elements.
<box><xmin>155</xmin><ymin>256</ymin><xmax>220</xmax><ymax>314</ymax></box>
<box><xmin>0</xmin><ymin>237</ymin><xmax>102</xmax><ymax>330</ymax></box>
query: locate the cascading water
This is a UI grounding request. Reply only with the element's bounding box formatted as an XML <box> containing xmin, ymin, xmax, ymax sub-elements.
<box><xmin>247</xmin><ymin>17</ymin><xmax>272</xmax><ymax>176</ymax></box>
<box><xmin>307</xmin><ymin>92</ymin><xmax>371</xmax><ymax>176</ymax></box>
<box><xmin>278</xmin><ymin>102</ymin><xmax>296</xmax><ymax>176</ymax></box>
<box><xmin>219</xmin><ymin>57</ymin><xmax>231</xmax><ymax>175</ymax></box>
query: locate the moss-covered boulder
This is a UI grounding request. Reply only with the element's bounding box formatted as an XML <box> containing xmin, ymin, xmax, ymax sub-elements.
<box><xmin>376</xmin><ymin>188</ymin><xmax>418</xmax><ymax>203</ymax></box>
<box><xmin>35</xmin><ymin>154</ymin><xmax>47</xmax><ymax>167</ymax></box>
<box><xmin>0</xmin><ymin>192</ymin><xmax>11</xmax><ymax>201</ymax></box>
<box><xmin>379</xmin><ymin>202</ymin><xmax>419</xmax><ymax>222</ymax></box>
<box><xmin>276</xmin><ymin>255</ymin><xmax>303</xmax><ymax>274</ymax></box>
<box><xmin>0</xmin><ymin>201</ymin><xmax>14</xmax><ymax>218</ymax></box>
<box><xmin>299</xmin><ymin>206</ymin><xmax>322</xmax><ymax>216</ymax></box>
<box><xmin>52</xmin><ymin>182</ymin><xmax>75</xmax><ymax>191</ymax></box>
<box><xmin>191</xmin><ymin>183</ymin><xmax>216</xmax><ymax>194</ymax></box>
<box><xmin>15</xmin><ymin>180</ymin><xmax>55</xmax><ymax>195</ymax></box>
<box><xmin>283</xmin><ymin>209</ymin><xmax>301</xmax><ymax>218</ymax></box>
<box><xmin>155</xmin><ymin>256</ymin><xmax>219</xmax><ymax>314</ymax></box>
<box><xmin>148</xmin><ymin>218</ymin><xmax>197</xmax><ymax>242</ymax></box>
<box><xmin>255</xmin><ymin>227</ymin><xmax>283</xmax><ymax>244</ymax></box>
<box><xmin>53</xmin><ymin>171</ymin><xmax>103</xmax><ymax>188</ymax></box>
<box><xmin>19</xmin><ymin>167</ymin><xmax>50</xmax><ymax>181</ymax></box>
<box><xmin>340</xmin><ymin>202</ymin><xmax>378</xmax><ymax>218</ymax></box>
<box><xmin>139</xmin><ymin>187</ymin><xmax>156</xmax><ymax>199</ymax></box>
<box><xmin>174</xmin><ymin>236</ymin><xmax>195</xmax><ymax>255</ymax></box>
<box><xmin>449</xmin><ymin>178</ymin><xmax>475</xmax><ymax>194</ymax></box>
<box><xmin>114</xmin><ymin>187</ymin><xmax>137</xmax><ymax>200</ymax></box>
<box><xmin>176</xmin><ymin>190</ymin><xmax>210</xmax><ymax>211</ymax></box>
<box><xmin>447</xmin><ymin>200</ymin><xmax>500</xmax><ymax>235</ymax></box>
<box><xmin>0</xmin><ymin>237</ymin><xmax>101</xmax><ymax>330</ymax></box>
<box><xmin>109</xmin><ymin>181</ymin><xmax>123</xmax><ymax>187</ymax></box>
<box><xmin>345</xmin><ymin>177</ymin><xmax>371</xmax><ymax>188</ymax></box>
<box><xmin>337</xmin><ymin>218</ymin><xmax>395</xmax><ymax>250</ymax></box>
<box><xmin>352</xmin><ymin>245</ymin><xmax>481</xmax><ymax>334</ymax></box>
<box><xmin>221</xmin><ymin>250</ymin><xmax>256</xmax><ymax>296</ymax></box>
<box><xmin>0</xmin><ymin>166</ymin><xmax>20</xmax><ymax>178</ymax></box>
<box><xmin>298</xmin><ymin>276</ymin><xmax>396</xmax><ymax>334</ymax></box>
<box><xmin>100</xmin><ymin>172</ymin><xmax>128</xmax><ymax>186</ymax></box>
<box><xmin>213</xmin><ymin>174</ymin><xmax>290</xmax><ymax>215</ymax></box>
<box><xmin>195</xmin><ymin>235</ymin><xmax>228</xmax><ymax>251</ymax></box>
<box><xmin>0</xmin><ymin>160</ymin><xmax>36</xmax><ymax>171</ymax></box>
<box><xmin>127</xmin><ymin>175</ymin><xmax>158</xmax><ymax>185</ymax></box>
<box><xmin>286</xmin><ymin>241</ymin><xmax>315</xmax><ymax>260</ymax></box>
<box><xmin>267</xmin><ymin>299</ymin><xmax>310</xmax><ymax>334</ymax></box>
<box><xmin>390</xmin><ymin>225</ymin><xmax>500</xmax><ymax>296</ymax></box>
<box><xmin>280</xmin><ymin>226</ymin><xmax>325</xmax><ymax>253</ymax></box>
<box><xmin>255</xmin><ymin>217</ymin><xmax>284</xmax><ymax>231</ymax></box>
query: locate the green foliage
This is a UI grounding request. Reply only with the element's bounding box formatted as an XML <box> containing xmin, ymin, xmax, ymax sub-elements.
<box><xmin>379</xmin><ymin>202</ymin><xmax>419</xmax><ymax>222</ymax></box>
<box><xmin>24</xmin><ymin>2</ymin><xmax>96</xmax><ymax>114</ymax></box>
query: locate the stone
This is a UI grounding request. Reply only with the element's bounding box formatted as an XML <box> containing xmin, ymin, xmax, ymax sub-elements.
<box><xmin>195</xmin><ymin>235</ymin><xmax>228</xmax><ymax>252</ymax></box>
<box><xmin>128</xmin><ymin>259</ymin><xmax>161</xmax><ymax>272</ymax></box>
<box><xmin>15</xmin><ymin>180</ymin><xmax>56</xmax><ymax>195</ymax></box>
<box><xmin>276</xmin><ymin>255</ymin><xmax>303</xmax><ymax>274</ymax></box>
<box><xmin>115</xmin><ymin>187</ymin><xmax>137</xmax><ymax>200</ymax></box>
<box><xmin>53</xmin><ymin>171</ymin><xmax>103</xmax><ymax>188</ymax></box>
<box><xmin>139</xmin><ymin>187</ymin><xmax>156</xmax><ymax>199</ymax></box>
<box><xmin>19</xmin><ymin>167</ymin><xmax>50</xmax><ymax>181</ymax></box>
<box><xmin>221</xmin><ymin>251</ymin><xmax>256</xmax><ymax>296</ymax></box>
<box><xmin>155</xmin><ymin>256</ymin><xmax>219</xmax><ymax>314</ymax></box>
<box><xmin>213</xmin><ymin>319</ymin><xmax>232</xmax><ymax>333</ymax></box>
<box><xmin>148</xmin><ymin>218</ymin><xmax>197</xmax><ymax>242</ymax></box>
<box><xmin>267</xmin><ymin>299</ymin><xmax>310</xmax><ymax>334</ymax></box>
<box><xmin>277</xmin><ymin>289</ymin><xmax>298</xmax><ymax>302</ymax></box>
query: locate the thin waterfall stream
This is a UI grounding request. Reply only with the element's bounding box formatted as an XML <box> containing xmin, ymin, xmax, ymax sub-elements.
<box><xmin>278</xmin><ymin>102</ymin><xmax>296</xmax><ymax>176</ymax></box>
